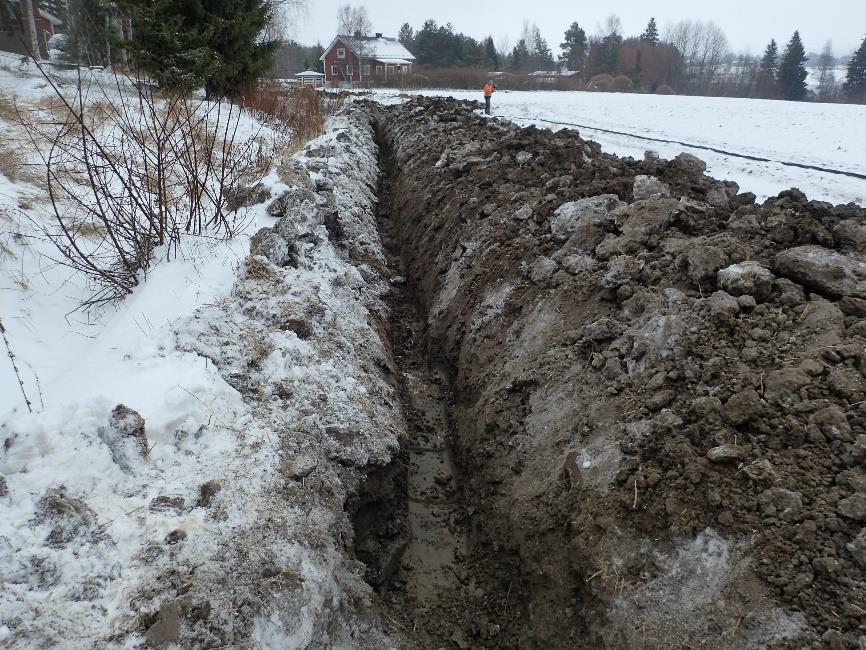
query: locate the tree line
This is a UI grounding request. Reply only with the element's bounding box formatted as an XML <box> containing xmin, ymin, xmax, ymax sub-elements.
<box><xmin>395</xmin><ymin>12</ymin><xmax>866</xmax><ymax>102</ymax></box>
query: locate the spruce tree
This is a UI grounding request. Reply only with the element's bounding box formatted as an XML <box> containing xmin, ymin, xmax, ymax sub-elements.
<box><xmin>533</xmin><ymin>30</ymin><xmax>554</xmax><ymax>69</ymax></box>
<box><xmin>640</xmin><ymin>18</ymin><xmax>659</xmax><ymax>45</ymax></box>
<box><xmin>510</xmin><ymin>39</ymin><xmax>529</xmax><ymax>72</ymax></box>
<box><xmin>398</xmin><ymin>23</ymin><xmax>414</xmax><ymax>49</ymax></box>
<box><xmin>559</xmin><ymin>22</ymin><xmax>587</xmax><ymax>71</ymax></box>
<box><xmin>757</xmin><ymin>38</ymin><xmax>779</xmax><ymax>97</ymax></box>
<box><xmin>312</xmin><ymin>42</ymin><xmax>325</xmax><ymax>73</ymax></box>
<box><xmin>591</xmin><ymin>34</ymin><xmax>623</xmax><ymax>76</ymax></box>
<box><xmin>632</xmin><ymin>49</ymin><xmax>643</xmax><ymax>88</ymax></box>
<box><xmin>483</xmin><ymin>36</ymin><xmax>499</xmax><ymax>70</ymax></box>
<box><xmin>777</xmin><ymin>31</ymin><xmax>808</xmax><ymax>100</ymax></box>
<box><xmin>843</xmin><ymin>36</ymin><xmax>866</xmax><ymax>101</ymax></box>
<box><xmin>124</xmin><ymin>0</ymin><xmax>278</xmax><ymax>98</ymax></box>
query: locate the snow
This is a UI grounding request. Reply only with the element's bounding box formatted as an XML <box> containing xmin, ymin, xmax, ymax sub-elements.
<box><xmin>335</xmin><ymin>36</ymin><xmax>415</xmax><ymax>62</ymax></box>
<box><xmin>1</xmin><ymin>62</ymin><xmax>398</xmax><ymax>647</ymax></box>
<box><xmin>372</xmin><ymin>89</ymin><xmax>866</xmax><ymax>205</ymax></box>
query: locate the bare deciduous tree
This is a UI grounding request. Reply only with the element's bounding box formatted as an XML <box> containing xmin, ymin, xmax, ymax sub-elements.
<box><xmin>597</xmin><ymin>14</ymin><xmax>622</xmax><ymax>38</ymax></box>
<box><xmin>261</xmin><ymin>0</ymin><xmax>308</xmax><ymax>43</ymax></box>
<box><xmin>337</xmin><ymin>4</ymin><xmax>371</xmax><ymax>36</ymax></box>
<box><xmin>664</xmin><ymin>19</ymin><xmax>729</xmax><ymax>94</ymax></box>
<box><xmin>816</xmin><ymin>40</ymin><xmax>839</xmax><ymax>102</ymax></box>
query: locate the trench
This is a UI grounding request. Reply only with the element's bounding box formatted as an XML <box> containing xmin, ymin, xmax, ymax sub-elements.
<box><xmin>349</xmin><ymin>118</ymin><xmax>520</xmax><ymax>648</ymax></box>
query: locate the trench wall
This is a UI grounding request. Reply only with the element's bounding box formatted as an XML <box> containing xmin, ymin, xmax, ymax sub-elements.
<box><xmin>373</xmin><ymin>96</ymin><xmax>866</xmax><ymax>648</ymax></box>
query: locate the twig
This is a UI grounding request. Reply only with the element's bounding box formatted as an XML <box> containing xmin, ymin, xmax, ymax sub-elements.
<box><xmin>0</xmin><ymin>316</ymin><xmax>32</xmax><ymax>412</ymax></box>
<box><xmin>24</xmin><ymin>361</ymin><xmax>44</xmax><ymax>411</ymax></box>
<box><xmin>97</xmin><ymin>503</ymin><xmax>147</xmax><ymax>530</ymax></box>
<box><xmin>502</xmin><ymin>580</ymin><xmax>513</xmax><ymax>618</ymax></box>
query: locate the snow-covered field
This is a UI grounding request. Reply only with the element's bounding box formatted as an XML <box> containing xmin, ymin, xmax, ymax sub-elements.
<box><xmin>373</xmin><ymin>89</ymin><xmax>866</xmax><ymax>205</ymax></box>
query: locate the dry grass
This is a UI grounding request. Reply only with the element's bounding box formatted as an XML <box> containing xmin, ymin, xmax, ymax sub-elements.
<box><xmin>0</xmin><ymin>236</ymin><xmax>13</xmax><ymax>261</ymax></box>
<box><xmin>0</xmin><ymin>91</ymin><xmax>18</xmax><ymax>123</ymax></box>
<box><xmin>0</xmin><ymin>138</ymin><xmax>47</xmax><ymax>188</ymax></box>
<box><xmin>244</xmin><ymin>255</ymin><xmax>280</xmax><ymax>282</ymax></box>
<box><xmin>243</xmin><ymin>331</ymin><xmax>275</xmax><ymax>368</ymax></box>
<box><xmin>243</xmin><ymin>83</ymin><xmax>345</xmax><ymax>153</ymax></box>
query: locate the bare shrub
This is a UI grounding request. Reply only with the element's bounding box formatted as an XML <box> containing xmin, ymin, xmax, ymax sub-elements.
<box><xmin>589</xmin><ymin>73</ymin><xmax>613</xmax><ymax>91</ymax></box>
<box><xmin>612</xmin><ymin>75</ymin><xmax>633</xmax><ymax>91</ymax></box>
<box><xmin>403</xmin><ymin>67</ymin><xmax>489</xmax><ymax>90</ymax></box>
<box><xmin>656</xmin><ymin>84</ymin><xmax>675</xmax><ymax>95</ymax></box>
<box><xmin>21</xmin><ymin>65</ymin><xmax>264</xmax><ymax>308</ymax></box>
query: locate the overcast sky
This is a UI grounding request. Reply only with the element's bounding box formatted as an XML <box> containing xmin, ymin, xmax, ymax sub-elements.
<box><xmin>290</xmin><ymin>0</ymin><xmax>866</xmax><ymax>56</ymax></box>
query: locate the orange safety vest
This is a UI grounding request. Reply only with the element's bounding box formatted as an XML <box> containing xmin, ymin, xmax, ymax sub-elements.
<box><xmin>484</xmin><ymin>83</ymin><xmax>494</xmax><ymax>97</ymax></box>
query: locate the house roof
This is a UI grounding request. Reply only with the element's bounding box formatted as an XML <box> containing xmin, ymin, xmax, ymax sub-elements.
<box><xmin>320</xmin><ymin>35</ymin><xmax>415</xmax><ymax>63</ymax></box>
<box><xmin>295</xmin><ymin>70</ymin><xmax>325</xmax><ymax>77</ymax></box>
<box><xmin>39</xmin><ymin>8</ymin><xmax>62</xmax><ymax>25</ymax></box>
<box><xmin>529</xmin><ymin>70</ymin><xmax>580</xmax><ymax>77</ymax></box>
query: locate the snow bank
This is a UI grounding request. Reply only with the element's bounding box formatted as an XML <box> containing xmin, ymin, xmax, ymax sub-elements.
<box><xmin>1</xmin><ymin>64</ymin><xmax>399</xmax><ymax>645</ymax></box>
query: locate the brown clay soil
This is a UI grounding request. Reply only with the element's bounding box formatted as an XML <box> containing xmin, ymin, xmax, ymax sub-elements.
<box><xmin>350</xmin><ymin>96</ymin><xmax>866</xmax><ymax>649</ymax></box>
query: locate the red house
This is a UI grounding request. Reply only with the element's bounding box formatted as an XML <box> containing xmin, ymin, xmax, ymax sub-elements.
<box><xmin>320</xmin><ymin>32</ymin><xmax>416</xmax><ymax>87</ymax></box>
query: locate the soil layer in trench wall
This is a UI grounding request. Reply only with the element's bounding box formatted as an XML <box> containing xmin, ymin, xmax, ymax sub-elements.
<box><xmin>364</xmin><ymin>96</ymin><xmax>866</xmax><ymax>649</ymax></box>
<box><xmin>350</xmin><ymin>122</ymin><xmax>526</xmax><ymax>648</ymax></box>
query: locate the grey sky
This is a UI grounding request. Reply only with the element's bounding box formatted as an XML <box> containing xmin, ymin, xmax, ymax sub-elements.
<box><xmin>290</xmin><ymin>0</ymin><xmax>866</xmax><ymax>56</ymax></box>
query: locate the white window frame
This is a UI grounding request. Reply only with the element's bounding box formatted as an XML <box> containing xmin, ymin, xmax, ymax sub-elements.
<box><xmin>330</xmin><ymin>64</ymin><xmax>338</xmax><ymax>76</ymax></box>
<box><xmin>337</xmin><ymin>48</ymin><xmax>345</xmax><ymax>59</ymax></box>
<box><xmin>346</xmin><ymin>65</ymin><xmax>353</xmax><ymax>76</ymax></box>
<box><xmin>363</xmin><ymin>64</ymin><xmax>371</xmax><ymax>76</ymax></box>
<box><xmin>375</xmin><ymin>65</ymin><xmax>383</xmax><ymax>74</ymax></box>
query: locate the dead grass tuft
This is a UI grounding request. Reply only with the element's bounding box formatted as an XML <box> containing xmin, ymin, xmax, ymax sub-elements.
<box><xmin>0</xmin><ymin>139</ymin><xmax>46</xmax><ymax>188</ymax></box>
<box><xmin>0</xmin><ymin>91</ymin><xmax>18</xmax><ymax>123</ymax></box>
<box><xmin>0</xmin><ymin>235</ymin><xmax>14</xmax><ymax>261</ymax></box>
<box><xmin>243</xmin><ymin>83</ymin><xmax>346</xmax><ymax>153</ymax></box>
<box><xmin>244</xmin><ymin>332</ymin><xmax>275</xmax><ymax>368</ymax></box>
<box><xmin>244</xmin><ymin>255</ymin><xmax>280</xmax><ymax>282</ymax></box>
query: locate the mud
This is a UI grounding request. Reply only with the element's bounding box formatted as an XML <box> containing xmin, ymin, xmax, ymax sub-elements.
<box><xmin>350</xmin><ymin>133</ymin><xmax>518</xmax><ymax>648</ymax></box>
<box><xmin>354</xmin><ymin>96</ymin><xmax>866</xmax><ymax>648</ymax></box>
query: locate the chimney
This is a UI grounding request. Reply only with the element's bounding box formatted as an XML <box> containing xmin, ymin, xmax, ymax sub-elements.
<box><xmin>375</xmin><ymin>32</ymin><xmax>382</xmax><ymax>38</ymax></box>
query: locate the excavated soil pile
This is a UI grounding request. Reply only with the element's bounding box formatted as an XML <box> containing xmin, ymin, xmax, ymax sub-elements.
<box><xmin>367</xmin><ymin>96</ymin><xmax>866</xmax><ymax>648</ymax></box>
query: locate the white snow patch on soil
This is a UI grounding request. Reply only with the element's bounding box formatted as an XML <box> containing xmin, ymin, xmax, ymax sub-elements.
<box><xmin>1</xmin><ymin>63</ymin><xmax>398</xmax><ymax>647</ymax></box>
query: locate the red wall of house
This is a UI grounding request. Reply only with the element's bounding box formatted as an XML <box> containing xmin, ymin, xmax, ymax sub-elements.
<box><xmin>323</xmin><ymin>39</ymin><xmax>361</xmax><ymax>83</ymax></box>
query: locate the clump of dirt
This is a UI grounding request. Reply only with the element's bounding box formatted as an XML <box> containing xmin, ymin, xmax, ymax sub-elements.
<box><xmin>368</xmin><ymin>96</ymin><xmax>866</xmax><ymax>648</ymax></box>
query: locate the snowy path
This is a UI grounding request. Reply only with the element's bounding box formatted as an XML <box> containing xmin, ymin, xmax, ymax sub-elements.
<box><xmin>372</xmin><ymin>89</ymin><xmax>866</xmax><ymax>205</ymax></box>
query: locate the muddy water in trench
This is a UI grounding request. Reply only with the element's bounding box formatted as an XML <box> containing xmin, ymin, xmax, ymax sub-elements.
<box><xmin>403</xmin><ymin>369</ymin><xmax>467</xmax><ymax>603</ymax></box>
<box><xmin>361</xmin><ymin>129</ymin><xmax>509</xmax><ymax>648</ymax></box>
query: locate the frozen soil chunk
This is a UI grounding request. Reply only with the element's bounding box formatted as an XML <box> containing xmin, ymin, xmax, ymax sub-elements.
<box><xmin>550</xmin><ymin>194</ymin><xmax>623</xmax><ymax>244</ymax></box>
<box><xmin>717</xmin><ymin>261</ymin><xmax>775</xmax><ymax>300</ymax></box>
<box><xmin>775</xmin><ymin>245</ymin><xmax>866</xmax><ymax>299</ymax></box>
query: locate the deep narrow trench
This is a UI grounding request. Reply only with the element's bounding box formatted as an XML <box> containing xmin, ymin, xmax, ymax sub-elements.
<box><xmin>349</xmin><ymin>118</ymin><xmax>518</xmax><ymax>648</ymax></box>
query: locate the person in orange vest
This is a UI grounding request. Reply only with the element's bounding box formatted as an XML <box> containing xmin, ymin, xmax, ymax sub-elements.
<box><xmin>483</xmin><ymin>81</ymin><xmax>495</xmax><ymax>115</ymax></box>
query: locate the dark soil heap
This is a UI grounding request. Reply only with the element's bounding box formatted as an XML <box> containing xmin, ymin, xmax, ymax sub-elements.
<box><xmin>368</xmin><ymin>96</ymin><xmax>866</xmax><ymax>648</ymax></box>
